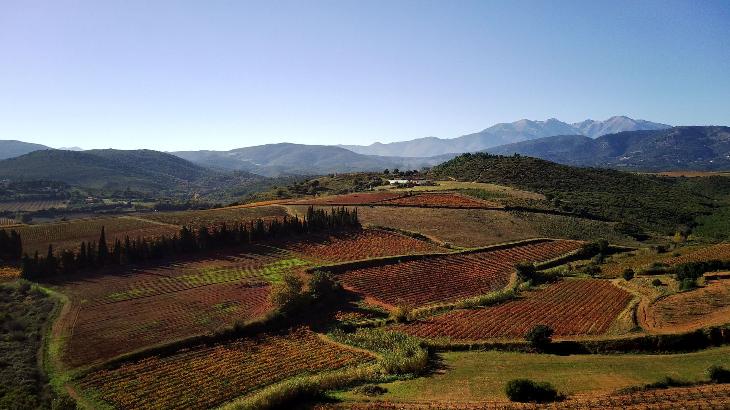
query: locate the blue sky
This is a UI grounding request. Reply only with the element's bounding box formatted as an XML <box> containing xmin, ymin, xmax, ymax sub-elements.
<box><xmin>1</xmin><ymin>0</ymin><xmax>728</xmax><ymax>151</ymax></box>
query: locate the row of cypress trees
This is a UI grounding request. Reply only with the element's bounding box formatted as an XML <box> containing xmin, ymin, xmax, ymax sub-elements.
<box><xmin>20</xmin><ymin>206</ymin><xmax>359</xmax><ymax>279</ymax></box>
<box><xmin>0</xmin><ymin>229</ymin><xmax>22</xmax><ymax>262</ymax></box>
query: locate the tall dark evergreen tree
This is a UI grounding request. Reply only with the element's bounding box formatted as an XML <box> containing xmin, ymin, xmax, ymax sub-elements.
<box><xmin>98</xmin><ymin>227</ymin><xmax>109</xmax><ymax>264</ymax></box>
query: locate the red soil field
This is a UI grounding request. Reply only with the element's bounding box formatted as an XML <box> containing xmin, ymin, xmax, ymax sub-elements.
<box><xmin>380</xmin><ymin>193</ymin><xmax>501</xmax><ymax>209</ymax></box>
<box><xmin>63</xmin><ymin>282</ymin><xmax>271</xmax><ymax>368</ymax></box>
<box><xmin>77</xmin><ymin>328</ymin><xmax>374</xmax><ymax>410</ymax></box>
<box><xmin>337</xmin><ymin>239</ymin><xmax>583</xmax><ymax>308</ymax></box>
<box><xmin>289</xmin><ymin>192</ymin><xmax>405</xmax><ymax>205</ymax></box>
<box><xmin>391</xmin><ymin>279</ymin><xmax>633</xmax><ymax>340</ymax></box>
<box><xmin>281</xmin><ymin>229</ymin><xmax>443</xmax><ymax>262</ymax></box>
<box><xmin>644</xmin><ymin>278</ymin><xmax>730</xmax><ymax>333</ymax></box>
<box><xmin>53</xmin><ymin>246</ymin><xmax>300</xmax><ymax>367</ymax></box>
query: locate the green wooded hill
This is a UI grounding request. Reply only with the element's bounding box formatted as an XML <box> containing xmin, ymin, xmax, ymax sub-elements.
<box><xmin>0</xmin><ymin>149</ymin><xmax>267</xmax><ymax>195</ymax></box>
<box><xmin>431</xmin><ymin>152</ymin><xmax>728</xmax><ymax>233</ymax></box>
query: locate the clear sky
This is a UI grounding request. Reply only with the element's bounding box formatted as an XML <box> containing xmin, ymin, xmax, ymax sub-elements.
<box><xmin>1</xmin><ymin>0</ymin><xmax>728</xmax><ymax>151</ymax></box>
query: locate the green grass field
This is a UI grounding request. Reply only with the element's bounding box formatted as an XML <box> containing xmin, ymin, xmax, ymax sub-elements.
<box><xmin>337</xmin><ymin>347</ymin><xmax>730</xmax><ymax>402</ymax></box>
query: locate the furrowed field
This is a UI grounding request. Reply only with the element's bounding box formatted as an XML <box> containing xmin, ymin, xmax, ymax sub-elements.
<box><xmin>378</xmin><ymin>192</ymin><xmax>501</xmax><ymax>209</ymax></box>
<box><xmin>137</xmin><ymin>205</ymin><xmax>289</xmax><ymax>228</ymax></box>
<box><xmin>0</xmin><ymin>199</ymin><xmax>68</xmax><ymax>212</ymax></box>
<box><xmin>289</xmin><ymin>192</ymin><xmax>405</xmax><ymax>205</ymax></box>
<box><xmin>335</xmin><ymin>240</ymin><xmax>583</xmax><ymax>308</ymax></box>
<box><xmin>280</xmin><ymin>228</ymin><xmax>444</xmax><ymax>262</ymax></box>
<box><xmin>390</xmin><ymin>279</ymin><xmax>634</xmax><ymax>340</ymax></box>
<box><xmin>76</xmin><ymin>328</ymin><xmax>374</xmax><ymax>410</ymax></box>
<box><xmin>645</xmin><ymin>276</ymin><xmax>730</xmax><ymax>333</ymax></box>
<box><xmin>7</xmin><ymin>216</ymin><xmax>179</xmax><ymax>254</ymax></box>
<box><xmin>53</xmin><ymin>245</ymin><xmax>307</xmax><ymax>367</ymax></box>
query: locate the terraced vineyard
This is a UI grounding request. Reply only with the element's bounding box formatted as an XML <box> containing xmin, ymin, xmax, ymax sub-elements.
<box><xmin>336</xmin><ymin>240</ymin><xmax>583</xmax><ymax>308</ymax></box>
<box><xmin>289</xmin><ymin>192</ymin><xmax>405</xmax><ymax>205</ymax></box>
<box><xmin>6</xmin><ymin>216</ymin><xmax>179</xmax><ymax>254</ymax></box>
<box><xmin>138</xmin><ymin>205</ymin><xmax>289</xmax><ymax>228</ymax></box>
<box><xmin>379</xmin><ymin>192</ymin><xmax>501</xmax><ymax>209</ymax></box>
<box><xmin>56</xmin><ymin>246</ymin><xmax>307</xmax><ymax>367</ymax></box>
<box><xmin>0</xmin><ymin>217</ymin><xmax>17</xmax><ymax>226</ymax></box>
<box><xmin>77</xmin><ymin>328</ymin><xmax>375</xmax><ymax>410</ymax></box>
<box><xmin>281</xmin><ymin>229</ymin><xmax>443</xmax><ymax>262</ymax></box>
<box><xmin>391</xmin><ymin>279</ymin><xmax>633</xmax><ymax>340</ymax></box>
<box><xmin>0</xmin><ymin>199</ymin><xmax>68</xmax><ymax>212</ymax></box>
<box><xmin>667</xmin><ymin>242</ymin><xmax>730</xmax><ymax>264</ymax></box>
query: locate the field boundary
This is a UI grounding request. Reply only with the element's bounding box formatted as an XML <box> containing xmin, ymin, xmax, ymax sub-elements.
<box><xmin>308</xmin><ymin>237</ymin><xmax>557</xmax><ymax>275</ymax></box>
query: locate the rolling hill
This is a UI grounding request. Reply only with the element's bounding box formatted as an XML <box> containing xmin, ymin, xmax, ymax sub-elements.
<box><xmin>340</xmin><ymin>116</ymin><xmax>670</xmax><ymax>157</ymax></box>
<box><xmin>0</xmin><ymin>140</ymin><xmax>50</xmax><ymax>160</ymax></box>
<box><xmin>431</xmin><ymin>152</ymin><xmax>719</xmax><ymax>233</ymax></box>
<box><xmin>0</xmin><ymin>149</ymin><xmax>266</xmax><ymax>194</ymax></box>
<box><xmin>173</xmin><ymin>143</ymin><xmax>453</xmax><ymax>176</ymax></box>
<box><xmin>487</xmin><ymin>126</ymin><xmax>730</xmax><ymax>171</ymax></box>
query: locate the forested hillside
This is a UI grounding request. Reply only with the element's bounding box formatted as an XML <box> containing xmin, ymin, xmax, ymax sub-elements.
<box><xmin>431</xmin><ymin>153</ymin><xmax>723</xmax><ymax>233</ymax></box>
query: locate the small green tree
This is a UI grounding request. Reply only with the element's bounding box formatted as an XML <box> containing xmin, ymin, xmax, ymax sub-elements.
<box><xmin>505</xmin><ymin>379</ymin><xmax>559</xmax><ymax>403</ymax></box>
<box><xmin>708</xmin><ymin>365</ymin><xmax>730</xmax><ymax>383</ymax></box>
<box><xmin>270</xmin><ymin>271</ymin><xmax>306</xmax><ymax>316</ymax></box>
<box><xmin>525</xmin><ymin>324</ymin><xmax>553</xmax><ymax>350</ymax></box>
<box><xmin>515</xmin><ymin>262</ymin><xmax>537</xmax><ymax>283</ymax></box>
<box><xmin>390</xmin><ymin>304</ymin><xmax>412</xmax><ymax>323</ymax></box>
<box><xmin>308</xmin><ymin>270</ymin><xmax>341</xmax><ymax>302</ymax></box>
<box><xmin>622</xmin><ymin>268</ymin><xmax>635</xmax><ymax>281</ymax></box>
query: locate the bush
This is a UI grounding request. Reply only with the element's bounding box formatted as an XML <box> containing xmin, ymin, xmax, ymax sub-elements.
<box><xmin>708</xmin><ymin>365</ymin><xmax>730</xmax><ymax>383</ymax></box>
<box><xmin>651</xmin><ymin>278</ymin><xmax>663</xmax><ymax>287</ymax></box>
<box><xmin>505</xmin><ymin>379</ymin><xmax>559</xmax><ymax>403</ymax></box>
<box><xmin>680</xmin><ymin>278</ymin><xmax>697</xmax><ymax>291</ymax></box>
<box><xmin>308</xmin><ymin>271</ymin><xmax>341</xmax><ymax>302</ymax></box>
<box><xmin>622</xmin><ymin>268</ymin><xmax>635</xmax><ymax>281</ymax></box>
<box><xmin>525</xmin><ymin>324</ymin><xmax>553</xmax><ymax>349</ymax></box>
<box><xmin>515</xmin><ymin>262</ymin><xmax>537</xmax><ymax>283</ymax></box>
<box><xmin>353</xmin><ymin>384</ymin><xmax>388</xmax><ymax>396</ymax></box>
<box><xmin>269</xmin><ymin>271</ymin><xmax>306</xmax><ymax>315</ymax></box>
<box><xmin>390</xmin><ymin>304</ymin><xmax>412</xmax><ymax>323</ymax></box>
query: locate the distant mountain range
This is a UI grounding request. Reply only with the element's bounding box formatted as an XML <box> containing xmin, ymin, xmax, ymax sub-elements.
<box><xmin>0</xmin><ymin>140</ymin><xmax>50</xmax><ymax>160</ymax></box>
<box><xmin>340</xmin><ymin>116</ymin><xmax>671</xmax><ymax>157</ymax></box>
<box><xmin>172</xmin><ymin>143</ymin><xmax>451</xmax><ymax>177</ymax></box>
<box><xmin>487</xmin><ymin>126</ymin><xmax>730</xmax><ymax>171</ymax></box>
<box><xmin>0</xmin><ymin>149</ymin><xmax>267</xmax><ymax>195</ymax></box>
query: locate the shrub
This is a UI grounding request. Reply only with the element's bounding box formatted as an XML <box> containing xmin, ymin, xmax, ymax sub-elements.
<box><xmin>525</xmin><ymin>324</ymin><xmax>553</xmax><ymax>349</ymax></box>
<box><xmin>651</xmin><ymin>278</ymin><xmax>663</xmax><ymax>287</ymax></box>
<box><xmin>622</xmin><ymin>268</ymin><xmax>635</xmax><ymax>281</ymax></box>
<box><xmin>505</xmin><ymin>379</ymin><xmax>559</xmax><ymax>403</ymax></box>
<box><xmin>308</xmin><ymin>270</ymin><xmax>341</xmax><ymax>302</ymax></box>
<box><xmin>269</xmin><ymin>271</ymin><xmax>306</xmax><ymax>315</ymax></box>
<box><xmin>515</xmin><ymin>262</ymin><xmax>537</xmax><ymax>283</ymax></box>
<box><xmin>390</xmin><ymin>304</ymin><xmax>412</xmax><ymax>323</ymax></box>
<box><xmin>708</xmin><ymin>365</ymin><xmax>730</xmax><ymax>383</ymax></box>
<box><xmin>353</xmin><ymin>384</ymin><xmax>388</xmax><ymax>396</ymax></box>
<box><xmin>680</xmin><ymin>278</ymin><xmax>697</xmax><ymax>291</ymax></box>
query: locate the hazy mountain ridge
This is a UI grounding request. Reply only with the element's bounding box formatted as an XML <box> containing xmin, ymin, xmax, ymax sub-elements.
<box><xmin>0</xmin><ymin>140</ymin><xmax>51</xmax><ymax>160</ymax></box>
<box><xmin>173</xmin><ymin>143</ymin><xmax>455</xmax><ymax>177</ymax></box>
<box><xmin>340</xmin><ymin>116</ymin><xmax>671</xmax><ymax>157</ymax></box>
<box><xmin>0</xmin><ymin>149</ymin><xmax>266</xmax><ymax>193</ymax></box>
<box><xmin>487</xmin><ymin>126</ymin><xmax>730</xmax><ymax>171</ymax></box>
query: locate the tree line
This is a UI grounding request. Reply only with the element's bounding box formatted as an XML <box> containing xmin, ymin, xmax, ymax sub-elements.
<box><xmin>20</xmin><ymin>206</ymin><xmax>359</xmax><ymax>279</ymax></box>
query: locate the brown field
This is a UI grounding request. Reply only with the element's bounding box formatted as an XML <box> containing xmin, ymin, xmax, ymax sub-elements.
<box><xmin>137</xmin><ymin>205</ymin><xmax>290</xmax><ymax>228</ymax></box>
<box><xmin>0</xmin><ymin>267</ymin><xmax>20</xmax><ymax>279</ymax></box>
<box><xmin>337</xmin><ymin>240</ymin><xmax>583</xmax><ymax>309</ymax></box>
<box><xmin>378</xmin><ymin>192</ymin><xmax>501</xmax><ymax>209</ymax></box>
<box><xmin>320</xmin><ymin>384</ymin><xmax>730</xmax><ymax>409</ymax></box>
<box><xmin>390</xmin><ymin>279</ymin><xmax>633</xmax><ymax>340</ymax></box>
<box><xmin>280</xmin><ymin>228</ymin><xmax>443</xmax><ymax>262</ymax></box>
<box><xmin>5</xmin><ymin>216</ymin><xmax>180</xmax><ymax>255</ymax></box>
<box><xmin>666</xmin><ymin>242</ymin><xmax>730</xmax><ymax>265</ymax></box>
<box><xmin>645</xmin><ymin>277</ymin><xmax>730</xmax><ymax>333</ymax></box>
<box><xmin>52</xmin><ymin>245</ymin><xmax>306</xmax><ymax>367</ymax></box>
<box><xmin>288</xmin><ymin>191</ymin><xmax>405</xmax><ymax>205</ymax></box>
<box><xmin>76</xmin><ymin>328</ymin><xmax>374</xmax><ymax>410</ymax></box>
<box><xmin>0</xmin><ymin>199</ymin><xmax>68</xmax><ymax>212</ymax></box>
<box><xmin>656</xmin><ymin>170</ymin><xmax>730</xmax><ymax>177</ymax></box>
